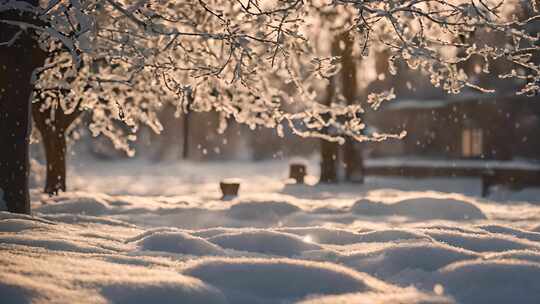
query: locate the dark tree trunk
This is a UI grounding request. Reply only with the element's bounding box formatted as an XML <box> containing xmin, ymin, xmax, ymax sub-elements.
<box><xmin>320</xmin><ymin>31</ymin><xmax>364</xmax><ymax>184</ymax></box>
<box><xmin>339</xmin><ymin>32</ymin><xmax>364</xmax><ymax>183</ymax></box>
<box><xmin>182</xmin><ymin>111</ymin><xmax>190</xmax><ymax>160</ymax></box>
<box><xmin>0</xmin><ymin>51</ymin><xmax>33</xmax><ymax>213</ymax></box>
<box><xmin>41</xmin><ymin>127</ymin><xmax>67</xmax><ymax>195</ymax></box>
<box><xmin>0</xmin><ymin>3</ymin><xmax>47</xmax><ymax>213</ymax></box>
<box><xmin>320</xmin><ymin>140</ymin><xmax>338</xmax><ymax>183</ymax></box>
<box><xmin>344</xmin><ymin>140</ymin><xmax>363</xmax><ymax>182</ymax></box>
<box><xmin>319</xmin><ymin>68</ymin><xmax>338</xmax><ymax>183</ymax></box>
<box><xmin>32</xmin><ymin>98</ymin><xmax>81</xmax><ymax>196</ymax></box>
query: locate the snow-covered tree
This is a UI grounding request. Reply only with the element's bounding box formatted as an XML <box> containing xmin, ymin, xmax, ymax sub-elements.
<box><xmin>1</xmin><ymin>0</ymin><xmax>539</xmax><ymax>214</ymax></box>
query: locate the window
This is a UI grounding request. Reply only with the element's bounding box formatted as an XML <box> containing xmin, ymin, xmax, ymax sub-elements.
<box><xmin>462</xmin><ymin>128</ymin><xmax>483</xmax><ymax>157</ymax></box>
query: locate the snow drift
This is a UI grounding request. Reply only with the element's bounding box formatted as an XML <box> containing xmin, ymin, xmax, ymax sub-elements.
<box><xmin>352</xmin><ymin>197</ymin><xmax>486</xmax><ymax>220</ymax></box>
<box><xmin>135</xmin><ymin>231</ymin><xmax>225</xmax><ymax>256</ymax></box>
<box><xmin>3</xmin><ymin>159</ymin><xmax>540</xmax><ymax>303</ymax></box>
<box><xmin>36</xmin><ymin>197</ymin><xmax>110</xmax><ymax>216</ymax></box>
<box><xmin>207</xmin><ymin>230</ymin><xmax>322</xmax><ymax>257</ymax></box>
<box><xmin>296</xmin><ymin>290</ymin><xmax>454</xmax><ymax>304</ymax></box>
<box><xmin>227</xmin><ymin>200</ymin><xmax>301</xmax><ymax>221</ymax></box>
<box><xmin>182</xmin><ymin>257</ymin><xmax>395</xmax><ymax>303</ymax></box>
<box><xmin>434</xmin><ymin>259</ymin><xmax>540</xmax><ymax>304</ymax></box>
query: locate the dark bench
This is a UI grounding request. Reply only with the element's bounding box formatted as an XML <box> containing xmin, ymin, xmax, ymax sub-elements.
<box><xmin>481</xmin><ymin>169</ymin><xmax>540</xmax><ymax>197</ymax></box>
<box><xmin>364</xmin><ymin>162</ymin><xmax>540</xmax><ymax>197</ymax></box>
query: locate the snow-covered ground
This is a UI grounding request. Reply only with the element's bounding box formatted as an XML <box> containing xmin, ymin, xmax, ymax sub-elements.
<box><xmin>2</xmin><ymin>157</ymin><xmax>540</xmax><ymax>303</ymax></box>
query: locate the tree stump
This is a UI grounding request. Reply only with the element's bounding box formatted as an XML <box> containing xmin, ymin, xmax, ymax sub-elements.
<box><xmin>289</xmin><ymin>163</ymin><xmax>307</xmax><ymax>184</ymax></box>
<box><xmin>220</xmin><ymin>179</ymin><xmax>240</xmax><ymax>200</ymax></box>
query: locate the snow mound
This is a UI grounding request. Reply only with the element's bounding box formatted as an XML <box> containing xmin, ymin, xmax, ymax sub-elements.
<box><xmin>339</xmin><ymin>242</ymin><xmax>479</xmax><ymax>280</ymax></box>
<box><xmin>35</xmin><ymin>197</ymin><xmax>110</xmax><ymax>216</ymax></box>
<box><xmin>485</xmin><ymin>250</ymin><xmax>540</xmax><ymax>263</ymax></box>
<box><xmin>478</xmin><ymin>224</ymin><xmax>540</xmax><ymax>242</ymax></box>
<box><xmin>127</xmin><ymin>228</ymin><xmax>183</xmax><ymax>243</ymax></box>
<box><xmin>352</xmin><ymin>198</ymin><xmax>486</xmax><ymax>221</ymax></box>
<box><xmin>100</xmin><ymin>277</ymin><xmax>227</xmax><ymax>304</ymax></box>
<box><xmin>296</xmin><ymin>290</ymin><xmax>454</xmax><ymax>304</ymax></box>
<box><xmin>183</xmin><ymin>258</ymin><xmax>394</xmax><ymax>303</ymax></box>
<box><xmin>0</xmin><ymin>235</ymin><xmax>113</xmax><ymax>254</ymax></box>
<box><xmin>276</xmin><ymin>227</ymin><xmax>364</xmax><ymax>245</ymax></box>
<box><xmin>0</xmin><ymin>272</ymin><xmax>90</xmax><ymax>303</ymax></box>
<box><xmin>192</xmin><ymin>227</ymin><xmax>246</xmax><ymax>239</ymax></box>
<box><xmin>436</xmin><ymin>259</ymin><xmax>540</xmax><ymax>304</ymax></box>
<box><xmin>0</xmin><ymin>218</ymin><xmax>53</xmax><ymax>232</ymax></box>
<box><xmin>136</xmin><ymin>231</ymin><xmax>225</xmax><ymax>256</ymax></box>
<box><xmin>354</xmin><ymin>229</ymin><xmax>433</xmax><ymax>243</ymax></box>
<box><xmin>40</xmin><ymin>213</ymin><xmax>136</xmax><ymax>227</ymax></box>
<box><xmin>0</xmin><ymin>251</ymin><xmax>228</xmax><ymax>304</ymax></box>
<box><xmin>426</xmin><ymin>230</ymin><xmax>538</xmax><ymax>252</ymax></box>
<box><xmin>208</xmin><ymin>230</ymin><xmax>322</xmax><ymax>257</ymax></box>
<box><xmin>0</xmin><ymin>211</ymin><xmax>54</xmax><ymax>224</ymax></box>
<box><xmin>415</xmin><ymin>223</ymin><xmax>487</xmax><ymax>235</ymax></box>
<box><xmin>227</xmin><ymin>200</ymin><xmax>300</xmax><ymax>221</ymax></box>
<box><xmin>311</xmin><ymin>206</ymin><xmax>349</xmax><ymax>214</ymax></box>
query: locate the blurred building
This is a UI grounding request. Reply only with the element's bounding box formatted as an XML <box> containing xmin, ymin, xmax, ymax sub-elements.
<box><xmin>365</xmin><ymin>93</ymin><xmax>540</xmax><ymax>161</ymax></box>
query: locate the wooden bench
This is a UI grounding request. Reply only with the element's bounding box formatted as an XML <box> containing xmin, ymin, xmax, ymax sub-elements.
<box><xmin>363</xmin><ymin>160</ymin><xmax>540</xmax><ymax>197</ymax></box>
<box><xmin>481</xmin><ymin>169</ymin><xmax>540</xmax><ymax>197</ymax></box>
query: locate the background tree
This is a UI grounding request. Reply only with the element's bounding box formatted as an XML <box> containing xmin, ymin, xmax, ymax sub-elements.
<box><xmin>320</xmin><ymin>30</ymin><xmax>363</xmax><ymax>183</ymax></box>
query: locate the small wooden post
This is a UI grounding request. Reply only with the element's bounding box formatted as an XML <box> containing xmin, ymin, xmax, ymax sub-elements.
<box><xmin>220</xmin><ymin>179</ymin><xmax>240</xmax><ymax>200</ymax></box>
<box><xmin>289</xmin><ymin>163</ymin><xmax>307</xmax><ymax>184</ymax></box>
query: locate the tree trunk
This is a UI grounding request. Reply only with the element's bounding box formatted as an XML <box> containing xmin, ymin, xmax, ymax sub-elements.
<box><xmin>319</xmin><ymin>73</ymin><xmax>338</xmax><ymax>183</ymax></box>
<box><xmin>32</xmin><ymin>98</ymin><xmax>81</xmax><ymax>196</ymax></box>
<box><xmin>0</xmin><ymin>4</ymin><xmax>47</xmax><ymax>213</ymax></box>
<box><xmin>320</xmin><ymin>139</ymin><xmax>338</xmax><ymax>183</ymax></box>
<box><xmin>344</xmin><ymin>140</ymin><xmax>364</xmax><ymax>183</ymax></box>
<box><xmin>339</xmin><ymin>31</ymin><xmax>364</xmax><ymax>183</ymax></box>
<box><xmin>320</xmin><ymin>31</ymin><xmax>363</xmax><ymax>184</ymax></box>
<box><xmin>343</xmin><ymin>140</ymin><xmax>354</xmax><ymax>181</ymax></box>
<box><xmin>0</xmin><ymin>54</ymin><xmax>33</xmax><ymax>213</ymax></box>
<box><xmin>42</xmin><ymin>128</ymin><xmax>67</xmax><ymax>195</ymax></box>
<box><xmin>182</xmin><ymin>111</ymin><xmax>190</xmax><ymax>160</ymax></box>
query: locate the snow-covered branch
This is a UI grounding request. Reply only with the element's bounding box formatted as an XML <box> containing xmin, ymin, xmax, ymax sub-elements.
<box><xmin>12</xmin><ymin>0</ymin><xmax>540</xmax><ymax>153</ymax></box>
